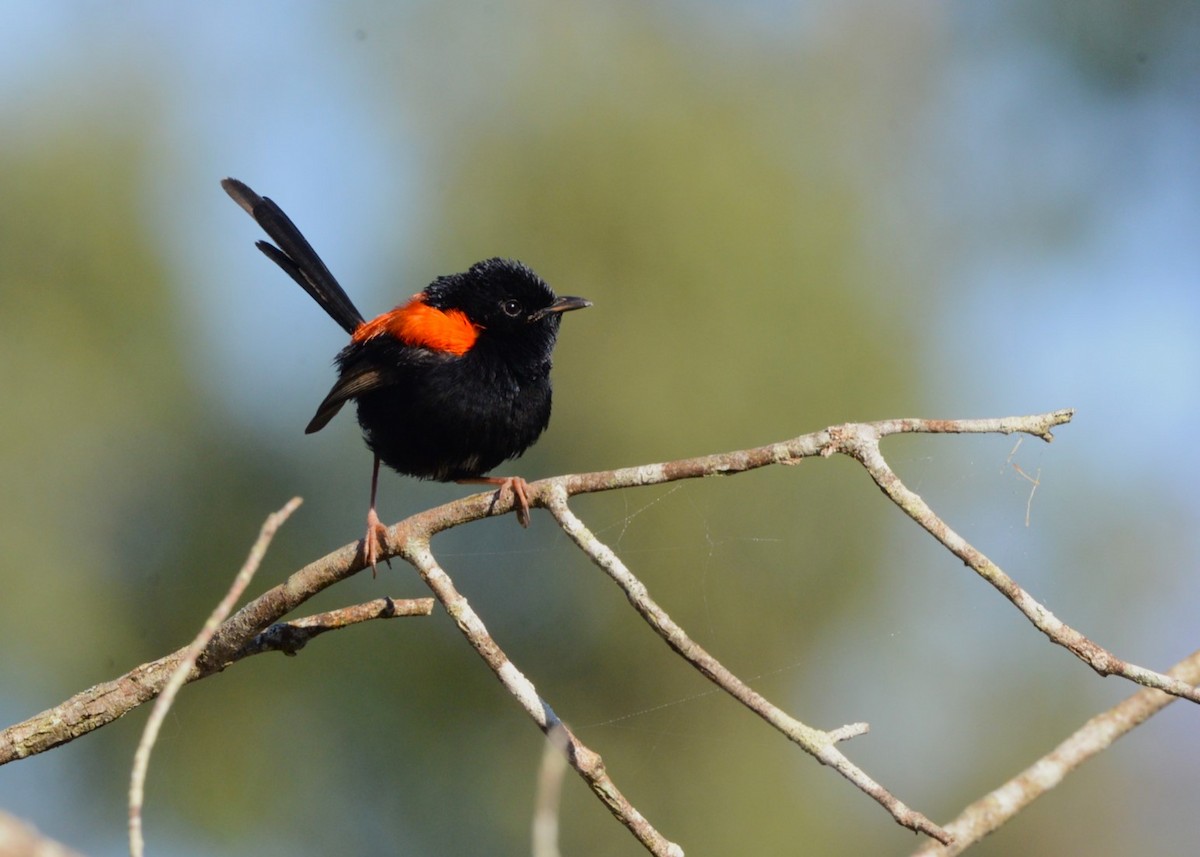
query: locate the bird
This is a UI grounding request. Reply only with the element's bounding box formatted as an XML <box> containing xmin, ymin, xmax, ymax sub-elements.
<box><xmin>221</xmin><ymin>178</ymin><xmax>591</xmax><ymax>572</ymax></box>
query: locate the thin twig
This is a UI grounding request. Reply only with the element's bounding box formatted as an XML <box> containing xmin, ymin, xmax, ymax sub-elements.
<box><xmin>532</xmin><ymin>723</ymin><xmax>570</xmax><ymax>857</ymax></box>
<box><xmin>546</xmin><ymin>487</ymin><xmax>950</xmax><ymax>844</ymax></box>
<box><xmin>1012</xmin><ymin>464</ymin><xmax>1040</xmax><ymax>527</ymax></box>
<box><xmin>401</xmin><ymin>539</ymin><xmax>685</xmax><ymax>857</ymax></box>
<box><xmin>236</xmin><ymin>597</ymin><xmax>435</xmax><ymax>657</ymax></box>
<box><xmin>911</xmin><ymin>647</ymin><xmax>1200</xmax><ymax>856</ymax></box>
<box><xmin>130</xmin><ymin>497</ymin><xmax>302</xmax><ymax>857</ymax></box>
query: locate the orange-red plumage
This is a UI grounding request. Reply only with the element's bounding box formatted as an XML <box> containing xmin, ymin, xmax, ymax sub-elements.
<box><xmin>352</xmin><ymin>296</ymin><xmax>482</xmax><ymax>355</ymax></box>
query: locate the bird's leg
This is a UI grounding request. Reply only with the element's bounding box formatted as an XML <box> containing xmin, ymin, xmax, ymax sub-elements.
<box><xmin>363</xmin><ymin>454</ymin><xmax>391</xmax><ymax>576</ymax></box>
<box><xmin>457</xmin><ymin>476</ymin><xmax>532</xmax><ymax>527</ymax></box>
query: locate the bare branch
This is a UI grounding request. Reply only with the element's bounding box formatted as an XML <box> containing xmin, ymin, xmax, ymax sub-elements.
<box><xmin>546</xmin><ymin>487</ymin><xmax>951</xmax><ymax>844</ymax></box>
<box><xmin>866</xmin><ymin>411</ymin><xmax>1073</xmax><ymax>441</ymax></box>
<box><xmin>4</xmin><ymin>411</ymin><xmax>1085</xmax><ymax>770</ymax></box>
<box><xmin>130</xmin><ymin>496</ymin><xmax>302</xmax><ymax>857</ymax></box>
<box><xmin>911</xmin><ymin>647</ymin><xmax>1200</xmax><ymax>856</ymax></box>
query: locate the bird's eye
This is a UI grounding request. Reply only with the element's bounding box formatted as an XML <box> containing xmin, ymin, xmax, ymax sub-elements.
<box><xmin>501</xmin><ymin>299</ymin><xmax>523</xmax><ymax>317</ymax></box>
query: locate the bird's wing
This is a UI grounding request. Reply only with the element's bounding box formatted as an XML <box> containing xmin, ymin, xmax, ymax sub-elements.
<box><xmin>305</xmin><ymin>364</ymin><xmax>393</xmax><ymax>434</ymax></box>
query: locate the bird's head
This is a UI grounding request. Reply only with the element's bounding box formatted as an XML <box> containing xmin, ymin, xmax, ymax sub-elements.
<box><xmin>424</xmin><ymin>258</ymin><xmax>591</xmax><ymax>362</ymax></box>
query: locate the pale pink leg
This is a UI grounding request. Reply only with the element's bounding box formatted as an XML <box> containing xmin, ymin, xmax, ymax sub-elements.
<box><xmin>363</xmin><ymin>455</ymin><xmax>391</xmax><ymax>576</ymax></box>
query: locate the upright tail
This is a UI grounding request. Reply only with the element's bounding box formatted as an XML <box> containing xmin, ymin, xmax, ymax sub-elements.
<box><xmin>222</xmin><ymin>178</ymin><xmax>365</xmax><ymax>335</ymax></box>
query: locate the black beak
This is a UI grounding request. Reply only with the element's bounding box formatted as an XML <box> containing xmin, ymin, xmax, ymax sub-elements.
<box><xmin>529</xmin><ymin>295</ymin><xmax>592</xmax><ymax>322</ymax></box>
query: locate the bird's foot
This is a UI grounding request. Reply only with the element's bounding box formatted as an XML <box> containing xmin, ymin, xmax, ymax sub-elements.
<box><xmin>459</xmin><ymin>476</ymin><xmax>532</xmax><ymax>527</ymax></box>
<box><xmin>504</xmin><ymin>476</ymin><xmax>532</xmax><ymax>527</ymax></box>
<box><xmin>362</xmin><ymin>508</ymin><xmax>392</xmax><ymax>577</ymax></box>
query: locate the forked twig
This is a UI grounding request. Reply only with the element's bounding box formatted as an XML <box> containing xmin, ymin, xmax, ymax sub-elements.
<box><xmin>401</xmin><ymin>539</ymin><xmax>684</xmax><ymax>857</ymax></box>
<box><xmin>547</xmin><ymin>486</ymin><xmax>947</xmax><ymax>842</ymax></box>
<box><xmin>826</xmin><ymin>421</ymin><xmax>1200</xmax><ymax>704</ymax></box>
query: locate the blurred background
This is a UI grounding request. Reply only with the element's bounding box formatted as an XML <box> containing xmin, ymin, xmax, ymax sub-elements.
<box><xmin>1</xmin><ymin>2</ymin><xmax>1197</xmax><ymax>855</ymax></box>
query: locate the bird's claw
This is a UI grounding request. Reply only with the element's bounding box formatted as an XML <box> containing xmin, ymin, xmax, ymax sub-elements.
<box><xmin>504</xmin><ymin>477</ymin><xmax>532</xmax><ymax>528</ymax></box>
<box><xmin>511</xmin><ymin>478</ymin><xmax>532</xmax><ymax>527</ymax></box>
<box><xmin>362</xmin><ymin>509</ymin><xmax>392</xmax><ymax>577</ymax></box>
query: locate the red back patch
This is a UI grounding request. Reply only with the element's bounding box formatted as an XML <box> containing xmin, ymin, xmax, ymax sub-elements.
<box><xmin>352</xmin><ymin>295</ymin><xmax>481</xmax><ymax>355</ymax></box>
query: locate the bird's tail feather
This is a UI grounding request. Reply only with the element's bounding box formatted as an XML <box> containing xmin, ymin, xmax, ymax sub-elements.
<box><xmin>222</xmin><ymin>178</ymin><xmax>365</xmax><ymax>335</ymax></box>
